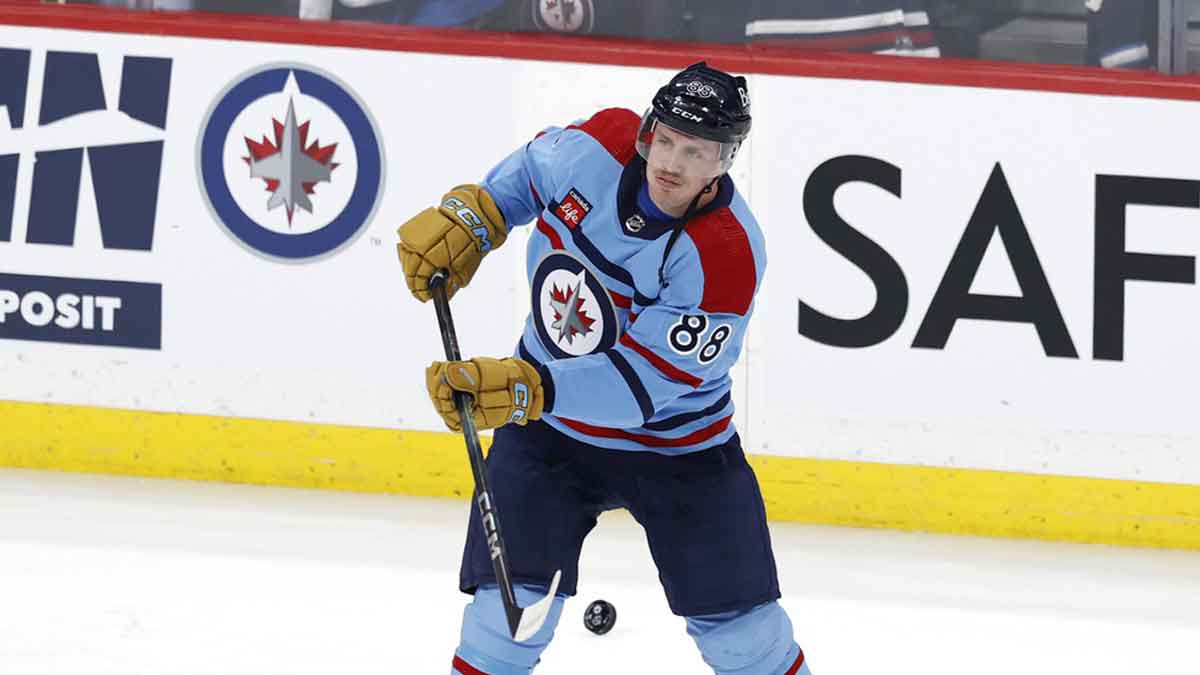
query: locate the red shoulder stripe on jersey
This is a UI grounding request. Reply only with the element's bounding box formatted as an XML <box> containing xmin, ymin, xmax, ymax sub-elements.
<box><xmin>785</xmin><ymin>650</ymin><xmax>807</xmax><ymax>675</ymax></box>
<box><xmin>566</xmin><ymin>108</ymin><xmax>639</xmax><ymax>165</ymax></box>
<box><xmin>688</xmin><ymin>209</ymin><xmax>757</xmax><ymax>315</ymax></box>
<box><xmin>609</xmin><ymin>290</ymin><xmax>632</xmax><ymax>310</ymax></box>
<box><xmin>536</xmin><ymin>216</ymin><xmax>564</xmax><ymax>250</ymax></box>
<box><xmin>557</xmin><ymin>415</ymin><xmax>732</xmax><ymax>448</ymax></box>
<box><xmin>452</xmin><ymin>655</ymin><xmax>491</xmax><ymax>675</ymax></box>
<box><xmin>620</xmin><ymin>333</ymin><xmax>702</xmax><ymax>388</ymax></box>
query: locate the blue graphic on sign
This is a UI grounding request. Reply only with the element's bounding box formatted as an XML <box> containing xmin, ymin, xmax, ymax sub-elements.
<box><xmin>1</xmin><ymin>48</ymin><xmax>171</xmax><ymax>351</ymax></box>
<box><xmin>0</xmin><ymin>48</ymin><xmax>30</xmax><ymax>130</ymax></box>
<box><xmin>0</xmin><ymin>49</ymin><xmax>171</xmax><ymax>251</ymax></box>
<box><xmin>198</xmin><ymin>65</ymin><xmax>383</xmax><ymax>260</ymax></box>
<box><xmin>0</xmin><ymin>272</ymin><xmax>162</xmax><ymax>349</ymax></box>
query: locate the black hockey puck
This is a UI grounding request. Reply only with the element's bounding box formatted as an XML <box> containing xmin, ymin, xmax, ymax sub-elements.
<box><xmin>583</xmin><ymin>599</ymin><xmax>616</xmax><ymax>635</ymax></box>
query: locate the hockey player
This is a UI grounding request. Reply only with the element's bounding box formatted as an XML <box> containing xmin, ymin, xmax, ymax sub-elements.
<box><xmin>396</xmin><ymin>62</ymin><xmax>812</xmax><ymax>675</ymax></box>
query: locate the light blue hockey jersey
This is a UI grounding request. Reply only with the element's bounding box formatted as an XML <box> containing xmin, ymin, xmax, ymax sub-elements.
<box><xmin>480</xmin><ymin>108</ymin><xmax>766</xmax><ymax>455</ymax></box>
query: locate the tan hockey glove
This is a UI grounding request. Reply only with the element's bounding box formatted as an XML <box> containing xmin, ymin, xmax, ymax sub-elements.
<box><xmin>397</xmin><ymin>184</ymin><xmax>508</xmax><ymax>302</ymax></box>
<box><xmin>426</xmin><ymin>357</ymin><xmax>545</xmax><ymax>431</ymax></box>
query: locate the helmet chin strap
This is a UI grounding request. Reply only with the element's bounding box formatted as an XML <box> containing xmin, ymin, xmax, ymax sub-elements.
<box><xmin>656</xmin><ymin>175</ymin><xmax>720</xmax><ymax>290</ymax></box>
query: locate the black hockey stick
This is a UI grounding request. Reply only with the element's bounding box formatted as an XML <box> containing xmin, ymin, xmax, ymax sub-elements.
<box><xmin>427</xmin><ymin>269</ymin><xmax>562</xmax><ymax>642</ymax></box>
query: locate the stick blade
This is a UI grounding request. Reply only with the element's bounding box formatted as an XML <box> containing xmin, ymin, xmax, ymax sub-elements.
<box><xmin>512</xmin><ymin>570</ymin><xmax>562</xmax><ymax>642</ymax></box>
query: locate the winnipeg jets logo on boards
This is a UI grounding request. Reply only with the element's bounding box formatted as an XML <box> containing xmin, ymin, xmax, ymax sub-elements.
<box><xmin>242</xmin><ymin>98</ymin><xmax>338</xmax><ymax>225</ymax></box>
<box><xmin>531</xmin><ymin>251</ymin><xmax>618</xmax><ymax>358</ymax></box>
<box><xmin>198</xmin><ymin>64</ymin><xmax>383</xmax><ymax>261</ymax></box>
<box><xmin>532</xmin><ymin>0</ymin><xmax>594</xmax><ymax>33</ymax></box>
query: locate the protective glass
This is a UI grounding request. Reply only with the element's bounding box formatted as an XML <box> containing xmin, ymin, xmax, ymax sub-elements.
<box><xmin>635</xmin><ymin>109</ymin><xmax>741</xmax><ymax>178</ymax></box>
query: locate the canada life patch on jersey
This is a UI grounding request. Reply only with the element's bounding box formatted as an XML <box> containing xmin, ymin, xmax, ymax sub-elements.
<box><xmin>198</xmin><ymin>64</ymin><xmax>383</xmax><ymax>261</ymax></box>
<box><xmin>531</xmin><ymin>251</ymin><xmax>619</xmax><ymax>358</ymax></box>
<box><xmin>554</xmin><ymin>188</ymin><xmax>593</xmax><ymax>229</ymax></box>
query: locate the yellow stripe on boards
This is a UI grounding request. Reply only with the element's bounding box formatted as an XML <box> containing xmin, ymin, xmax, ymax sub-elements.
<box><xmin>3</xmin><ymin>400</ymin><xmax>1199</xmax><ymax>550</ymax></box>
<box><xmin>748</xmin><ymin>455</ymin><xmax>1200</xmax><ymax>550</ymax></box>
<box><xmin>0</xmin><ymin>399</ymin><xmax>478</xmax><ymax>499</ymax></box>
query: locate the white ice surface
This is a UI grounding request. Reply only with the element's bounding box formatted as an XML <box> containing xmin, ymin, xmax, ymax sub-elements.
<box><xmin>1</xmin><ymin>468</ymin><xmax>1198</xmax><ymax>675</ymax></box>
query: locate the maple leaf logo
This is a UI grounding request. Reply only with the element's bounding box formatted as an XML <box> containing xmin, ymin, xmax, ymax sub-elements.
<box><xmin>549</xmin><ymin>279</ymin><xmax>595</xmax><ymax>344</ymax></box>
<box><xmin>242</xmin><ymin>98</ymin><xmax>339</xmax><ymax>225</ymax></box>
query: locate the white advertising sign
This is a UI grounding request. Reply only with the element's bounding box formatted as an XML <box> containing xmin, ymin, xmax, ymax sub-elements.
<box><xmin>2</xmin><ymin>24</ymin><xmax>1197</xmax><ymax>485</ymax></box>
<box><xmin>749</xmin><ymin>76</ymin><xmax>1200</xmax><ymax>482</ymax></box>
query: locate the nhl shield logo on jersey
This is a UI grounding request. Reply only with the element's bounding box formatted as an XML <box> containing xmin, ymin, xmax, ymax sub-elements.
<box><xmin>531</xmin><ymin>251</ymin><xmax>619</xmax><ymax>358</ymax></box>
<box><xmin>531</xmin><ymin>0</ymin><xmax>595</xmax><ymax>34</ymax></box>
<box><xmin>198</xmin><ymin>64</ymin><xmax>383</xmax><ymax>261</ymax></box>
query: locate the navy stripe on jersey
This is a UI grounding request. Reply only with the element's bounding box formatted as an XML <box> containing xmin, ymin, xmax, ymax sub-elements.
<box><xmin>523</xmin><ymin>337</ymin><xmax>655</xmax><ymax>428</ymax></box>
<box><xmin>534</xmin><ymin>360</ymin><xmax>556</xmax><ymax>413</ymax></box>
<box><xmin>633</xmin><ymin>289</ymin><xmax>657</xmax><ymax>307</ymax></box>
<box><xmin>605</xmin><ymin>350</ymin><xmax>654</xmax><ymax>424</ymax></box>
<box><xmin>548</xmin><ymin>198</ymin><xmax>637</xmax><ymax>290</ymax></box>
<box><xmin>643</xmin><ymin>392</ymin><xmax>732</xmax><ymax>431</ymax></box>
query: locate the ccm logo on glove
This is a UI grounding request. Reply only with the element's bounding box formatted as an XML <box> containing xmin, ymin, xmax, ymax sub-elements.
<box><xmin>396</xmin><ymin>184</ymin><xmax>507</xmax><ymax>302</ymax></box>
<box><xmin>442</xmin><ymin>196</ymin><xmax>495</xmax><ymax>253</ymax></box>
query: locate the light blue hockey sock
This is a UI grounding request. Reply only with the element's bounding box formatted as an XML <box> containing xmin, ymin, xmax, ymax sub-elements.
<box><xmin>451</xmin><ymin>584</ymin><xmax>566</xmax><ymax>675</ymax></box>
<box><xmin>686</xmin><ymin>601</ymin><xmax>811</xmax><ymax>675</ymax></box>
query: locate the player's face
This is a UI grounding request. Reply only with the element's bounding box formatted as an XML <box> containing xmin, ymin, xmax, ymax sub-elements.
<box><xmin>645</xmin><ymin>124</ymin><xmax>722</xmax><ymax>217</ymax></box>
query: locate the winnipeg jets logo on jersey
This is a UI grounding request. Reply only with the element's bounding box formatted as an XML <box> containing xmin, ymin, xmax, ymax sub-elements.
<box><xmin>531</xmin><ymin>251</ymin><xmax>618</xmax><ymax>358</ymax></box>
<box><xmin>199</xmin><ymin>64</ymin><xmax>383</xmax><ymax>261</ymax></box>
<box><xmin>548</xmin><ymin>272</ymin><xmax>595</xmax><ymax>345</ymax></box>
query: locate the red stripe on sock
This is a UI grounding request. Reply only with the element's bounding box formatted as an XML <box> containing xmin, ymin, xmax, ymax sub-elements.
<box><xmin>451</xmin><ymin>655</ymin><xmax>490</xmax><ymax>675</ymax></box>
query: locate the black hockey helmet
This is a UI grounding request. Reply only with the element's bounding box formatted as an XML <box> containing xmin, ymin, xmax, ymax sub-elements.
<box><xmin>636</xmin><ymin>62</ymin><xmax>751</xmax><ymax>176</ymax></box>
